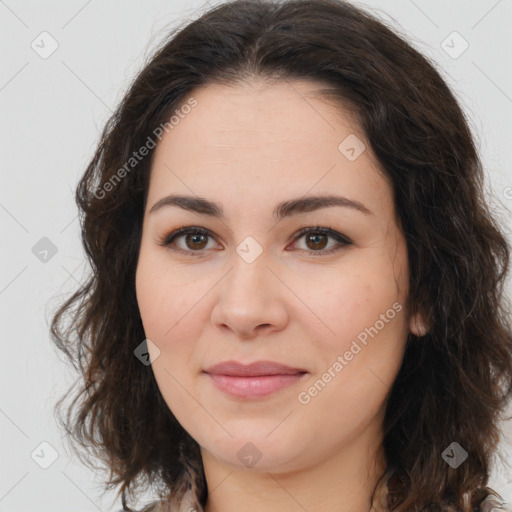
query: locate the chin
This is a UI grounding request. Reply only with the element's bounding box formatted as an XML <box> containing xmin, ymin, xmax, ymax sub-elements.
<box><xmin>199</xmin><ymin>429</ymin><xmax>310</xmax><ymax>473</ymax></box>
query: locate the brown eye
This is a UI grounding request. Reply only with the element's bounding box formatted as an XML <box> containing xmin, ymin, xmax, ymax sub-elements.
<box><xmin>185</xmin><ymin>232</ymin><xmax>209</xmax><ymax>250</ymax></box>
<box><xmin>159</xmin><ymin>226</ymin><xmax>217</xmax><ymax>256</ymax></box>
<box><xmin>159</xmin><ymin>225</ymin><xmax>351</xmax><ymax>258</ymax></box>
<box><xmin>291</xmin><ymin>226</ymin><xmax>352</xmax><ymax>257</ymax></box>
<box><xmin>305</xmin><ymin>232</ymin><xmax>328</xmax><ymax>251</ymax></box>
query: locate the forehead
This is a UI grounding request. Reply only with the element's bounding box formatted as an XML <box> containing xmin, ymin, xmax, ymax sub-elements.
<box><xmin>147</xmin><ymin>79</ymin><xmax>393</xmax><ymax>219</ymax></box>
<box><xmin>178</xmin><ymin>78</ymin><xmax>362</xmax><ymax>148</ymax></box>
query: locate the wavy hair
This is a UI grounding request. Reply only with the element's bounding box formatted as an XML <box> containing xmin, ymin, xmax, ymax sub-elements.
<box><xmin>50</xmin><ymin>0</ymin><xmax>512</xmax><ymax>510</ymax></box>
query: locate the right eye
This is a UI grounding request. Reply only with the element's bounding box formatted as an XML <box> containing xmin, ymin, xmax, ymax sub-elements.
<box><xmin>157</xmin><ymin>226</ymin><xmax>221</xmax><ymax>256</ymax></box>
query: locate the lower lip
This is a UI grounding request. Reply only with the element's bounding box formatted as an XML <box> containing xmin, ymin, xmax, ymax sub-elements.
<box><xmin>205</xmin><ymin>372</ymin><xmax>307</xmax><ymax>399</ymax></box>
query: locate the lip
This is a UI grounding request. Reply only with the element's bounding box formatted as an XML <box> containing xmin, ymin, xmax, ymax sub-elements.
<box><xmin>204</xmin><ymin>360</ymin><xmax>307</xmax><ymax>376</ymax></box>
<box><xmin>203</xmin><ymin>360</ymin><xmax>308</xmax><ymax>399</ymax></box>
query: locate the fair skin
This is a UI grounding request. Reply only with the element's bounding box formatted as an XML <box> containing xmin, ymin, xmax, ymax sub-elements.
<box><xmin>135</xmin><ymin>78</ymin><xmax>427</xmax><ymax>512</ymax></box>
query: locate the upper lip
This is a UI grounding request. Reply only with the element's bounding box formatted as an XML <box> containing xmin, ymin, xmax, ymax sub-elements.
<box><xmin>204</xmin><ymin>360</ymin><xmax>307</xmax><ymax>377</ymax></box>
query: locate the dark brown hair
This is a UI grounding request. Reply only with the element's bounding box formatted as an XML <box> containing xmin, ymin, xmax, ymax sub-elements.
<box><xmin>50</xmin><ymin>0</ymin><xmax>512</xmax><ymax>510</ymax></box>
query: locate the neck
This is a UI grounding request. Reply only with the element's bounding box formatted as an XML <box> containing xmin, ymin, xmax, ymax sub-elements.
<box><xmin>201</xmin><ymin>421</ymin><xmax>388</xmax><ymax>512</ymax></box>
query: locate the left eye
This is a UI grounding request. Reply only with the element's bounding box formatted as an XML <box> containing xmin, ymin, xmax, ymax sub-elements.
<box><xmin>158</xmin><ymin>226</ymin><xmax>351</xmax><ymax>257</ymax></box>
<box><xmin>292</xmin><ymin>227</ymin><xmax>351</xmax><ymax>255</ymax></box>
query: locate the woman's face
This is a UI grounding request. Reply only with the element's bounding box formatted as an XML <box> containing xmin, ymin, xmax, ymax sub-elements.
<box><xmin>136</xmin><ymin>79</ymin><xmax>424</xmax><ymax>473</ymax></box>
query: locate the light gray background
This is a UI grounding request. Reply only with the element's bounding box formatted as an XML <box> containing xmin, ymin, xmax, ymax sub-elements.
<box><xmin>1</xmin><ymin>0</ymin><xmax>511</xmax><ymax>510</ymax></box>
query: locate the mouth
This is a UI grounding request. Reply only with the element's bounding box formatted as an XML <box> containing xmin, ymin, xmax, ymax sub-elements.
<box><xmin>203</xmin><ymin>360</ymin><xmax>308</xmax><ymax>399</ymax></box>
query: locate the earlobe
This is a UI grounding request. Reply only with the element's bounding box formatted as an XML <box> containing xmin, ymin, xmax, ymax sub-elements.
<box><xmin>409</xmin><ymin>312</ymin><xmax>429</xmax><ymax>337</ymax></box>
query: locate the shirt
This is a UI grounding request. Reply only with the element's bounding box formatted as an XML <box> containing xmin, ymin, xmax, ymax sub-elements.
<box><xmin>137</xmin><ymin>484</ymin><xmax>511</xmax><ymax>511</ymax></box>
<box><xmin>134</xmin><ymin>476</ymin><xmax>512</xmax><ymax>512</ymax></box>
<box><xmin>131</xmin><ymin>455</ymin><xmax>511</xmax><ymax>512</ymax></box>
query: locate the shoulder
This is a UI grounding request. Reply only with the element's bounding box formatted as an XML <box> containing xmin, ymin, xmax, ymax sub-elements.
<box><xmin>121</xmin><ymin>492</ymin><xmax>510</xmax><ymax>512</ymax></box>
<box><xmin>479</xmin><ymin>494</ymin><xmax>511</xmax><ymax>512</ymax></box>
<box><xmin>116</xmin><ymin>503</ymin><xmax>164</xmax><ymax>512</ymax></box>
<box><xmin>115</xmin><ymin>501</ymin><xmax>166</xmax><ymax>512</ymax></box>
<box><xmin>121</xmin><ymin>488</ymin><xmax>204</xmax><ymax>512</ymax></box>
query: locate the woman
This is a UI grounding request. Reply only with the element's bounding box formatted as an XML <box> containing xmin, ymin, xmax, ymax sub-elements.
<box><xmin>50</xmin><ymin>0</ymin><xmax>512</xmax><ymax>510</ymax></box>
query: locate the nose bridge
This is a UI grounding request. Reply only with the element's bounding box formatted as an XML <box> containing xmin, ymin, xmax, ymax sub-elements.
<box><xmin>211</xmin><ymin>239</ymin><xmax>289</xmax><ymax>336</ymax></box>
<box><xmin>224</xmin><ymin>241</ymin><xmax>273</xmax><ymax>303</ymax></box>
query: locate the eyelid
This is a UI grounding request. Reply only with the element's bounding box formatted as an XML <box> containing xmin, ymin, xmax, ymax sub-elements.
<box><xmin>292</xmin><ymin>225</ymin><xmax>352</xmax><ymax>245</ymax></box>
<box><xmin>158</xmin><ymin>226</ymin><xmax>219</xmax><ymax>253</ymax></box>
<box><xmin>158</xmin><ymin>224</ymin><xmax>352</xmax><ymax>257</ymax></box>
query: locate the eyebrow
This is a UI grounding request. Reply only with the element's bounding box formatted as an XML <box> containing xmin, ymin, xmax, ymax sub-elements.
<box><xmin>148</xmin><ymin>193</ymin><xmax>373</xmax><ymax>219</ymax></box>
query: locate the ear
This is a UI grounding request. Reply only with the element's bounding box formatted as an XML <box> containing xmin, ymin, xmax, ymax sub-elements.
<box><xmin>409</xmin><ymin>311</ymin><xmax>429</xmax><ymax>337</ymax></box>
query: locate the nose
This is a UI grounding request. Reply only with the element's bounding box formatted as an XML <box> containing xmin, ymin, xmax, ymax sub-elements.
<box><xmin>210</xmin><ymin>252</ymin><xmax>289</xmax><ymax>339</ymax></box>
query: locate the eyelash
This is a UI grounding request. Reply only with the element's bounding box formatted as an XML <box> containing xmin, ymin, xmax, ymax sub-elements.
<box><xmin>157</xmin><ymin>225</ymin><xmax>352</xmax><ymax>258</ymax></box>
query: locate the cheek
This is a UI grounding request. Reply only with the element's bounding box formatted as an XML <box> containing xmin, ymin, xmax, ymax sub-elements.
<box><xmin>135</xmin><ymin>255</ymin><xmax>201</xmax><ymax>412</ymax></box>
<box><xmin>296</xmin><ymin>260</ymin><xmax>409</xmax><ymax>409</ymax></box>
<box><xmin>301</xmin><ymin>261</ymin><xmax>406</xmax><ymax>342</ymax></box>
<box><xmin>135</xmin><ymin>250</ymin><xmax>210</xmax><ymax>372</ymax></box>
<box><xmin>136</xmin><ymin>259</ymin><xmax>170</xmax><ymax>339</ymax></box>
<box><xmin>136</xmin><ymin>246</ymin><xmax>190</xmax><ymax>331</ymax></box>
<box><xmin>296</xmin><ymin>284</ymin><xmax>407</xmax><ymax>440</ymax></box>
